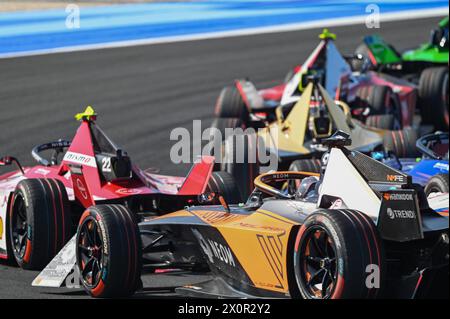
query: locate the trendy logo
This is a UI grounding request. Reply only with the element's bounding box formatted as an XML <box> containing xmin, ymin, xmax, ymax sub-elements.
<box><xmin>387</xmin><ymin>208</ymin><xmax>395</xmax><ymax>219</ymax></box>
<box><xmin>387</xmin><ymin>208</ymin><xmax>415</xmax><ymax>219</ymax></box>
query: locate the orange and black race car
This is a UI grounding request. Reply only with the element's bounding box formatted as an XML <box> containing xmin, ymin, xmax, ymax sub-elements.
<box><xmin>36</xmin><ymin>132</ymin><xmax>448</xmax><ymax>299</ymax></box>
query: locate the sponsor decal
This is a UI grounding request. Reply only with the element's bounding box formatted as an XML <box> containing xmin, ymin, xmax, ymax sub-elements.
<box><xmin>384</xmin><ymin>193</ymin><xmax>413</xmax><ymax>201</ymax></box>
<box><xmin>34</xmin><ymin>168</ymin><xmax>51</xmax><ymax>176</ymax></box>
<box><xmin>387</xmin><ymin>208</ymin><xmax>415</xmax><ymax>219</ymax></box>
<box><xmin>115</xmin><ymin>188</ymin><xmax>142</xmax><ymax>195</ymax></box>
<box><xmin>386</xmin><ymin>174</ymin><xmax>406</xmax><ymax>183</ymax></box>
<box><xmin>96</xmin><ymin>217</ymin><xmax>109</xmax><ymax>255</ymax></box>
<box><xmin>207</xmin><ymin>239</ymin><xmax>235</xmax><ymax>267</ymax></box>
<box><xmin>0</xmin><ymin>217</ymin><xmax>3</xmax><ymax>240</ymax></box>
<box><xmin>272</xmin><ymin>173</ymin><xmax>290</xmax><ymax>180</ymax></box>
<box><xmin>192</xmin><ymin>229</ymin><xmax>214</xmax><ymax>263</ymax></box>
<box><xmin>192</xmin><ymin>229</ymin><xmax>235</xmax><ymax>267</ymax></box>
<box><xmin>433</xmin><ymin>162</ymin><xmax>449</xmax><ymax>172</ymax></box>
<box><xmin>330</xmin><ymin>199</ymin><xmax>344</xmax><ymax>209</ymax></box>
<box><xmin>196</xmin><ymin>211</ymin><xmax>243</xmax><ymax>225</ymax></box>
<box><xmin>63</xmin><ymin>151</ymin><xmax>97</xmax><ymax>168</ymax></box>
<box><xmin>76</xmin><ymin>178</ymin><xmax>88</xmax><ymax>199</ymax></box>
<box><xmin>238</xmin><ymin>222</ymin><xmax>285</xmax><ymax>232</ymax></box>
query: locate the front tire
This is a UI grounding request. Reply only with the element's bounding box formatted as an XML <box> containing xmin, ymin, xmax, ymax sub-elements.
<box><xmin>206</xmin><ymin>171</ymin><xmax>242</xmax><ymax>204</ymax></box>
<box><xmin>9</xmin><ymin>178</ymin><xmax>72</xmax><ymax>270</ymax></box>
<box><xmin>425</xmin><ymin>173</ymin><xmax>449</xmax><ymax>197</ymax></box>
<box><xmin>294</xmin><ymin>209</ymin><xmax>385</xmax><ymax>299</ymax></box>
<box><xmin>222</xmin><ymin>133</ymin><xmax>260</xmax><ymax>200</ymax></box>
<box><xmin>76</xmin><ymin>205</ymin><xmax>142</xmax><ymax>298</ymax></box>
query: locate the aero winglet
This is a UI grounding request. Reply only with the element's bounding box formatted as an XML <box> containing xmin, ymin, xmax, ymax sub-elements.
<box><xmin>178</xmin><ymin>156</ymin><xmax>214</xmax><ymax>195</ymax></box>
<box><xmin>32</xmin><ymin>235</ymin><xmax>77</xmax><ymax>288</ymax></box>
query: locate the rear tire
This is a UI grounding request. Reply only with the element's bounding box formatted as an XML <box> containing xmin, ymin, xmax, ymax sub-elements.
<box><xmin>418</xmin><ymin>67</ymin><xmax>449</xmax><ymax>130</ymax></box>
<box><xmin>294</xmin><ymin>209</ymin><xmax>385</xmax><ymax>299</ymax></box>
<box><xmin>365</xmin><ymin>114</ymin><xmax>395</xmax><ymax>130</ymax></box>
<box><xmin>214</xmin><ymin>85</ymin><xmax>249</xmax><ymax>121</ymax></box>
<box><xmin>9</xmin><ymin>178</ymin><xmax>72</xmax><ymax>270</ymax></box>
<box><xmin>383</xmin><ymin>127</ymin><xmax>420</xmax><ymax>158</ymax></box>
<box><xmin>210</xmin><ymin>117</ymin><xmax>244</xmax><ymax>143</ymax></box>
<box><xmin>206</xmin><ymin>171</ymin><xmax>242</xmax><ymax>204</ymax></box>
<box><xmin>425</xmin><ymin>173</ymin><xmax>449</xmax><ymax>196</ymax></box>
<box><xmin>76</xmin><ymin>204</ymin><xmax>142</xmax><ymax>298</ymax></box>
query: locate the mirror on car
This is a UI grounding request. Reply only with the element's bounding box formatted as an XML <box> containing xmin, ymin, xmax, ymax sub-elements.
<box><xmin>198</xmin><ymin>192</ymin><xmax>217</xmax><ymax>204</ymax></box>
<box><xmin>0</xmin><ymin>156</ymin><xmax>11</xmax><ymax>166</ymax></box>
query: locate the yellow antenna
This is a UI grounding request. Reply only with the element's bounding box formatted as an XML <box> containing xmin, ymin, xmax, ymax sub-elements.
<box><xmin>75</xmin><ymin>106</ymin><xmax>97</xmax><ymax>121</ymax></box>
<box><xmin>319</xmin><ymin>28</ymin><xmax>336</xmax><ymax>40</ymax></box>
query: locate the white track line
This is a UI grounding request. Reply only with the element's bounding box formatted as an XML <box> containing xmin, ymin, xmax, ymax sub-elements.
<box><xmin>0</xmin><ymin>7</ymin><xmax>447</xmax><ymax>59</ymax></box>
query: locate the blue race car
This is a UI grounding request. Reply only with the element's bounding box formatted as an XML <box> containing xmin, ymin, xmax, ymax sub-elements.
<box><xmin>374</xmin><ymin>132</ymin><xmax>448</xmax><ymax>188</ymax></box>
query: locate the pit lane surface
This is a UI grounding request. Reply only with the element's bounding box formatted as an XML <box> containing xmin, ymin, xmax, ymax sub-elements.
<box><xmin>0</xmin><ymin>17</ymin><xmax>443</xmax><ymax>298</ymax></box>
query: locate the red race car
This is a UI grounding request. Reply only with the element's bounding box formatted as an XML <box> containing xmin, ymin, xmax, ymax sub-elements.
<box><xmin>0</xmin><ymin>107</ymin><xmax>240</xmax><ymax>270</ymax></box>
<box><xmin>215</xmin><ymin>29</ymin><xmax>418</xmax><ymax>131</ymax></box>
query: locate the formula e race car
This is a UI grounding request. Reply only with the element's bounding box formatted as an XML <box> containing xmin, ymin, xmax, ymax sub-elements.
<box><xmin>353</xmin><ymin>17</ymin><xmax>449</xmax><ymax>130</ymax></box>
<box><xmin>292</xmin><ymin>131</ymin><xmax>448</xmax><ymax>191</ymax></box>
<box><xmin>213</xmin><ymin>29</ymin><xmax>418</xmax><ymax>132</ymax></box>
<box><xmin>0</xmin><ymin>107</ymin><xmax>240</xmax><ymax>270</ymax></box>
<box><xmin>374</xmin><ymin>132</ymin><xmax>449</xmax><ymax>190</ymax></box>
<box><xmin>212</xmin><ymin>76</ymin><xmax>419</xmax><ymax>199</ymax></box>
<box><xmin>39</xmin><ymin>130</ymin><xmax>448</xmax><ymax>299</ymax></box>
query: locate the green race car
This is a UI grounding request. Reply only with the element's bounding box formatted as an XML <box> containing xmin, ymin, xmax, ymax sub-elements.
<box><xmin>353</xmin><ymin>17</ymin><xmax>449</xmax><ymax>130</ymax></box>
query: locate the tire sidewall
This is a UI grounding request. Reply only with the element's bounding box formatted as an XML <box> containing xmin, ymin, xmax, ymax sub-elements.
<box><xmin>294</xmin><ymin>212</ymin><xmax>346</xmax><ymax>299</ymax></box>
<box><xmin>76</xmin><ymin>208</ymin><xmax>110</xmax><ymax>297</ymax></box>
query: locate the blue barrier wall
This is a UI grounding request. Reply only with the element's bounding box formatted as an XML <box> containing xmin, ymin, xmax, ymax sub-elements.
<box><xmin>0</xmin><ymin>0</ymin><xmax>448</xmax><ymax>56</ymax></box>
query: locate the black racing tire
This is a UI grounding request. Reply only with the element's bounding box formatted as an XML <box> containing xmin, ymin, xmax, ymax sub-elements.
<box><xmin>418</xmin><ymin>67</ymin><xmax>449</xmax><ymax>130</ymax></box>
<box><xmin>365</xmin><ymin>114</ymin><xmax>395</xmax><ymax>130</ymax></box>
<box><xmin>289</xmin><ymin>159</ymin><xmax>321</xmax><ymax>174</ymax></box>
<box><xmin>222</xmin><ymin>133</ymin><xmax>260</xmax><ymax>201</ymax></box>
<box><xmin>425</xmin><ymin>173</ymin><xmax>449</xmax><ymax>197</ymax></box>
<box><xmin>210</xmin><ymin>117</ymin><xmax>244</xmax><ymax>143</ymax></box>
<box><xmin>383</xmin><ymin>127</ymin><xmax>420</xmax><ymax>158</ymax></box>
<box><xmin>9</xmin><ymin>178</ymin><xmax>72</xmax><ymax>270</ymax></box>
<box><xmin>206</xmin><ymin>171</ymin><xmax>242</xmax><ymax>204</ymax></box>
<box><xmin>76</xmin><ymin>204</ymin><xmax>142</xmax><ymax>298</ymax></box>
<box><xmin>214</xmin><ymin>85</ymin><xmax>249</xmax><ymax>121</ymax></box>
<box><xmin>352</xmin><ymin>43</ymin><xmax>370</xmax><ymax>71</ymax></box>
<box><xmin>367</xmin><ymin>86</ymin><xmax>397</xmax><ymax>115</ymax></box>
<box><xmin>294</xmin><ymin>209</ymin><xmax>385</xmax><ymax>299</ymax></box>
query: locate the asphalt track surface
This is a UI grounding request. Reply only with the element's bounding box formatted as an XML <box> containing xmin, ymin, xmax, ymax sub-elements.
<box><xmin>0</xmin><ymin>17</ymin><xmax>444</xmax><ymax>298</ymax></box>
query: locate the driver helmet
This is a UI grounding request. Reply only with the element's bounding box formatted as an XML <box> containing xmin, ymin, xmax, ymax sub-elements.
<box><xmin>296</xmin><ymin>176</ymin><xmax>320</xmax><ymax>199</ymax></box>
